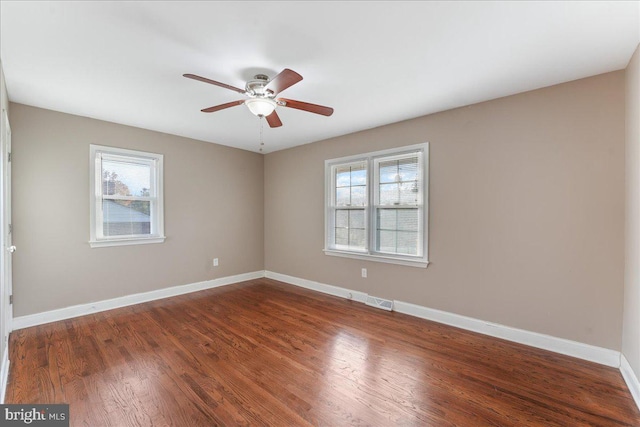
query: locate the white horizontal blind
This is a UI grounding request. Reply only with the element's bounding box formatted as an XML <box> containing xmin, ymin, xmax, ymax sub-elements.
<box><xmin>373</xmin><ymin>152</ymin><xmax>423</xmax><ymax>257</ymax></box>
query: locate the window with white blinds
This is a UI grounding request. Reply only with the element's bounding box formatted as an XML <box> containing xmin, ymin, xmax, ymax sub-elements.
<box><xmin>89</xmin><ymin>145</ymin><xmax>165</xmax><ymax>248</ymax></box>
<box><xmin>325</xmin><ymin>143</ymin><xmax>429</xmax><ymax>267</ymax></box>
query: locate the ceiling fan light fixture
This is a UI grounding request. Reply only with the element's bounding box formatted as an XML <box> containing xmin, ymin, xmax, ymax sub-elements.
<box><xmin>245</xmin><ymin>98</ymin><xmax>276</xmax><ymax>117</ymax></box>
<box><xmin>184</xmin><ymin>68</ymin><xmax>333</xmax><ymax>127</ymax></box>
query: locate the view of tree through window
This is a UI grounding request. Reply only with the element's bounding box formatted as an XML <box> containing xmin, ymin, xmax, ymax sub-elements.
<box><xmin>102</xmin><ymin>170</ymin><xmax>151</xmax><ymax>215</ymax></box>
<box><xmin>99</xmin><ymin>158</ymin><xmax>154</xmax><ymax>237</ymax></box>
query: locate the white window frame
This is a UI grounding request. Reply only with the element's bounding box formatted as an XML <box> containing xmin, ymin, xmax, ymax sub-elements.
<box><xmin>89</xmin><ymin>144</ymin><xmax>165</xmax><ymax>248</ymax></box>
<box><xmin>324</xmin><ymin>143</ymin><xmax>429</xmax><ymax>268</ymax></box>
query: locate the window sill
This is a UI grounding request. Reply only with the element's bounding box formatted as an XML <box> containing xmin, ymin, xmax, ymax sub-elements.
<box><xmin>323</xmin><ymin>249</ymin><xmax>429</xmax><ymax>268</ymax></box>
<box><xmin>89</xmin><ymin>236</ymin><xmax>166</xmax><ymax>248</ymax></box>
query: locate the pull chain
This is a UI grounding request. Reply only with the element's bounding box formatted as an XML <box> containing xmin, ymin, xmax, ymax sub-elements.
<box><xmin>259</xmin><ymin>117</ymin><xmax>265</xmax><ymax>152</ymax></box>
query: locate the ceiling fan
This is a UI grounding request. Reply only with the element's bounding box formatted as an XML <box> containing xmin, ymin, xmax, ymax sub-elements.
<box><xmin>183</xmin><ymin>69</ymin><xmax>334</xmax><ymax>128</ymax></box>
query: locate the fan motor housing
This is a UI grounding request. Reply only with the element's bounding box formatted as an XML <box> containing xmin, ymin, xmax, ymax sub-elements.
<box><xmin>246</xmin><ymin>74</ymin><xmax>271</xmax><ymax>97</ymax></box>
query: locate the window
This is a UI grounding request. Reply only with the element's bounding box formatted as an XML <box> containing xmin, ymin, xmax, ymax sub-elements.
<box><xmin>89</xmin><ymin>145</ymin><xmax>165</xmax><ymax>248</ymax></box>
<box><xmin>324</xmin><ymin>143</ymin><xmax>428</xmax><ymax>267</ymax></box>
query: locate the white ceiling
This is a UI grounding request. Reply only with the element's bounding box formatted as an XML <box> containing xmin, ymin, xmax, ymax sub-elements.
<box><xmin>1</xmin><ymin>1</ymin><xmax>639</xmax><ymax>153</ymax></box>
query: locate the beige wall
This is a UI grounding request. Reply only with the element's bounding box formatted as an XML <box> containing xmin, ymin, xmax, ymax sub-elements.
<box><xmin>10</xmin><ymin>103</ymin><xmax>264</xmax><ymax>317</ymax></box>
<box><xmin>624</xmin><ymin>44</ymin><xmax>640</xmax><ymax>376</ymax></box>
<box><xmin>265</xmin><ymin>71</ymin><xmax>626</xmax><ymax>350</ymax></box>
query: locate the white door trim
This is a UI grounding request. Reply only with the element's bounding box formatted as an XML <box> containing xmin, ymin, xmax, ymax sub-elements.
<box><xmin>0</xmin><ymin>108</ymin><xmax>11</xmax><ymax>403</ymax></box>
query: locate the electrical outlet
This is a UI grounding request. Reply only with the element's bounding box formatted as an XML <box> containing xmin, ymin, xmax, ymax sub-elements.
<box><xmin>213</xmin><ymin>258</ymin><xmax>219</xmax><ymax>267</ymax></box>
<box><xmin>361</xmin><ymin>268</ymin><xmax>367</xmax><ymax>278</ymax></box>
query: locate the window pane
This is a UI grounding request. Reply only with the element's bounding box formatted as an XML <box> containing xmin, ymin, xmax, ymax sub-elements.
<box><xmin>336</xmin><ymin>187</ymin><xmax>350</xmax><ymax>206</ymax></box>
<box><xmin>351</xmin><ymin>186</ymin><xmax>366</xmax><ymax>206</ymax></box>
<box><xmin>397</xmin><ymin>231</ymin><xmax>418</xmax><ymax>255</ymax></box>
<box><xmin>399</xmin><ymin>182</ymin><xmax>420</xmax><ymax>205</ymax></box>
<box><xmin>350</xmin><ymin>210</ymin><xmax>365</xmax><ymax>229</ymax></box>
<box><xmin>334</xmin><ymin>162</ymin><xmax>367</xmax><ymax>207</ymax></box>
<box><xmin>334</xmin><ymin>208</ymin><xmax>366</xmax><ymax>250</ymax></box>
<box><xmin>397</xmin><ymin>209</ymin><xmax>419</xmax><ymax>231</ymax></box>
<box><xmin>102</xmin><ymin>159</ymin><xmax>151</xmax><ymax>197</ymax></box>
<box><xmin>349</xmin><ymin>228</ymin><xmax>366</xmax><ymax>249</ymax></box>
<box><xmin>376</xmin><ymin>208</ymin><xmax>420</xmax><ymax>255</ymax></box>
<box><xmin>379</xmin><ymin>183</ymin><xmax>399</xmax><ymax>205</ymax></box>
<box><xmin>335</xmin><ymin>166</ymin><xmax>351</xmax><ymax>187</ymax></box>
<box><xmin>379</xmin><ymin>160</ymin><xmax>398</xmax><ymax>184</ymax></box>
<box><xmin>376</xmin><ymin>230</ymin><xmax>419</xmax><ymax>255</ymax></box>
<box><xmin>351</xmin><ymin>166</ymin><xmax>366</xmax><ymax>185</ymax></box>
<box><xmin>377</xmin><ymin>208</ymin><xmax>419</xmax><ymax>230</ymax></box>
<box><xmin>398</xmin><ymin>157</ymin><xmax>418</xmax><ymax>182</ymax></box>
<box><xmin>378</xmin><ymin>209</ymin><xmax>396</xmax><ymax>229</ymax></box>
<box><xmin>335</xmin><ymin>210</ymin><xmax>349</xmax><ymax>228</ymax></box>
<box><xmin>377</xmin><ymin>230</ymin><xmax>396</xmax><ymax>253</ymax></box>
<box><xmin>378</xmin><ymin>155</ymin><xmax>420</xmax><ymax>205</ymax></box>
<box><xmin>335</xmin><ymin>228</ymin><xmax>348</xmax><ymax>246</ymax></box>
<box><xmin>102</xmin><ymin>200</ymin><xmax>151</xmax><ymax>236</ymax></box>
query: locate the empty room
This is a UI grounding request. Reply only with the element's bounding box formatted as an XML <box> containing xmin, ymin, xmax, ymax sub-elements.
<box><xmin>0</xmin><ymin>1</ymin><xmax>639</xmax><ymax>426</ymax></box>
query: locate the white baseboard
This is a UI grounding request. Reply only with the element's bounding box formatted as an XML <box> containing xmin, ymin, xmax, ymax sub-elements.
<box><xmin>0</xmin><ymin>349</ymin><xmax>9</xmax><ymax>404</ymax></box>
<box><xmin>621</xmin><ymin>354</ymin><xmax>640</xmax><ymax>411</ymax></box>
<box><xmin>265</xmin><ymin>271</ymin><xmax>368</xmax><ymax>303</ymax></box>
<box><xmin>12</xmin><ymin>270</ymin><xmax>265</xmax><ymax>330</ymax></box>
<box><xmin>265</xmin><ymin>270</ymin><xmax>621</xmax><ymax>368</ymax></box>
<box><xmin>393</xmin><ymin>300</ymin><xmax>621</xmax><ymax>368</ymax></box>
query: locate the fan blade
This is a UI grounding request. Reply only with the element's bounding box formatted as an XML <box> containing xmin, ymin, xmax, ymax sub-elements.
<box><xmin>201</xmin><ymin>100</ymin><xmax>245</xmax><ymax>113</ymax></box>
<box><xmin>265</xmin><ymin>69</ymin><xmax>303</xmax><ymax>95</ymax></box>
<box><xmin>184</xmin><ymin>74</ymin><xmax>246</xmax><ymax>94</ymax></box>
<box><xmin>265</xmin><ymin>111</ymin><xmax>283</xmax><ymax>128</ymax></box>
<box><xmin>279</xmin><ymin>98</ymin><xmax>334</xmax><ymax>116</ymax></box>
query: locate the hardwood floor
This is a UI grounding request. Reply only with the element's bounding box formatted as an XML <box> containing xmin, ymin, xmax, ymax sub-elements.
<box><xmin>6</xmin><ymin>278</ymin><xmax>640</xmax><ymax>426</ymax></box>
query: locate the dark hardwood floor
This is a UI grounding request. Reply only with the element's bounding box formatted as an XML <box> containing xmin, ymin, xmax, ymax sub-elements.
<box><xmin>6</xmin><ymin>278</ymin><xmax>640</xmax><ymax>426</ymax></box>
